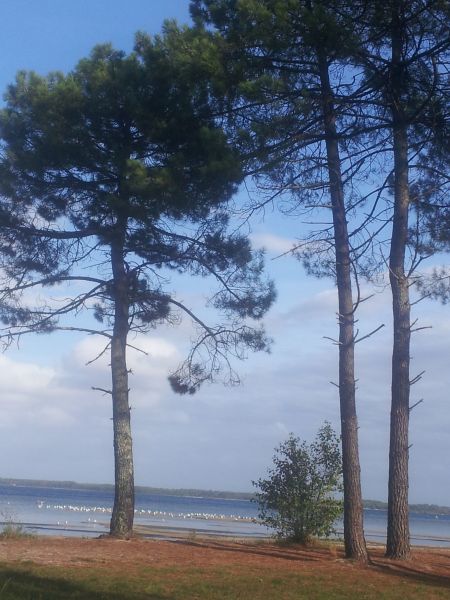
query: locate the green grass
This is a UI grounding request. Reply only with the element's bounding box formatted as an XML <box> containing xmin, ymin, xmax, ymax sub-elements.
<box><xmin>0</xmin><ymin>523</ymin><xmax>34</xmax><ymax>540</ymax></box>
<box><xmin>0</xmin><ymin>561</ymin><xmax>448</xmax><ymax>600</ymax></box>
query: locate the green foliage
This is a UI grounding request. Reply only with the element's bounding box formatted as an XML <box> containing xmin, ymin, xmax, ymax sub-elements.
<box><xmin>253</xmin><ymin>423</ymin><xmax>343</xmax><ymax>543</ymax></box>
<box><xmin>0</xmin><ymin>42</ymin><xmax>241</xmax><ymax>225</ymax></box>
<box><xmin>190</xmin><ymin>0</ymin><xmax>378</xmax><ymax>282</ymax></box>
<box><xmin>0</xmin><ymin>32</ymin><xmax>275</xmax><ymax>391</ymax></box>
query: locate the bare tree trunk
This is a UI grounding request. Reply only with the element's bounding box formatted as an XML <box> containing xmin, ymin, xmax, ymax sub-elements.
<box><xmin>386</xmin><ymin>1</ymin><xmax>411</xmax><ymax>558</ymax></box>
<box><xmin>318</xmin><ymin>54</ymin><xmax>368</xmax><ymax>563</ymax></box>
<box><xmin>109</xmin><ymin>226</ymin><xmax>135</xmax><ymax>538</ymax></box>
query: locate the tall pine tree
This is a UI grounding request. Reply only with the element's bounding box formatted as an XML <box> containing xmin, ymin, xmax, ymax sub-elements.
<box><xmin>0</xmin><ymin>37</ymin><xmax>275</xmax><ymax>538</ymax></box>
<box><xmin>190</xmin><ymin>0</ymin><xmax>382</xmax><ymax>561</ymax></box>
<box><xmin>357</xmin><ymin>0</ymin><xmax>450</xmax><ymax>558</ymax></box>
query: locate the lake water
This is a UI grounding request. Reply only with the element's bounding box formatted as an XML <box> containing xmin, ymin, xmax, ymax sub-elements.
<box><xmin>1</xmin><ymin>483</ymin><xmax>449</xmax><ymax>547</ymax></box>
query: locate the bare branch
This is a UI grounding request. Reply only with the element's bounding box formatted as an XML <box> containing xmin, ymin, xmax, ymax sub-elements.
<box><xmin>323</xmin><ymin>336</ymin><xmax>342</xmax><ymax>345</ymax></box>
<box><xmin>354</xmin><ymin>324</ymin><xmax>385</xmax><ymax>344</ymax></box>
<box><xmin>168</xmin><ymin>298</ymin><xmax>214</xmax><ymax>335</ymax></box>
<box><xmin>126</xmin><ymin>343</ymin><xmax>148</xmax><ymax>356</ymax></box>
<box><xmin>410</xmin><ymin>325</ymin><xmax>432</xmax><ymax>333</ymax></box>
<box><xmin>410</xmin><ymin>293</ymin><xmax>433</xmax><ymax>306</ymax></box>
<box><xmin>91</xmin><ymin>386</ymin><xmax>112</xmax><ymax>395</ymax></box>
<box><xmin>86</xmin><ymin>341</ymin><xmax>112</xmax><ymax>366</ymax></box>
<box><xmin>409</xmin><ymin>399</ymin><xmax>424</xmax><ymax>412</ymax></box>
<box><xmin>410</xmin><ymin>371</ymin><xmax>425</xmax><ymax>386</ymax></box>
<box><xmin>54</xmin><ymin>326</ymin><xmax>113</xmax><ymax>339</ymax></box>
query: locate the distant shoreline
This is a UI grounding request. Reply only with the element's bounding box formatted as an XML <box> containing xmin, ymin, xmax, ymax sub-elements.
<box><xmin>1</xmin><ymin>477</ymin><xmax>450</xmax><ymax>516</ymax></box>
<box><xmin>0</xmin><ymin>477</ymin><xmax>253</xmax><ymax>501</ymax></box>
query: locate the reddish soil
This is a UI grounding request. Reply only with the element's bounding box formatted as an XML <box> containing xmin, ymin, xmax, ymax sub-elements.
<box><xmin>0</xmin><ymin>535</ymin><xmax>449</xmax><ymax>586</ymax></box>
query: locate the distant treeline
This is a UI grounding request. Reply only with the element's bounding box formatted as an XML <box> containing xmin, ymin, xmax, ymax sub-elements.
<box><xmin>0</xmin><ymin>477</ymin><xmax>253</xmax><ymax>501</ymax></box>
<box><xmin>1</xmin><ymin>478</ymin><xmax>448</xmax><ymax>514</ymax></box>
<box><xmin>363</xmin><ymin>499</ymin><xmax>450</xmax><ymax>516</ymax></box>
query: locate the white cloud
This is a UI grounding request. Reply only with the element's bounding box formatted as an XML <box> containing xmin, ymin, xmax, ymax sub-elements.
<box><xmin>0</xmin><ymin>266</ymin><xmax>449</xmax><ymax>505</ymax></box>
<box><xmin>250</xmin><ymin>232</ymin><xmax>296</xmax><ymax>255</ymax></box>
<box><xmin>0</xmin><ymin>354</ymin><xmax>55</xmax><ymax>396</ymax></box>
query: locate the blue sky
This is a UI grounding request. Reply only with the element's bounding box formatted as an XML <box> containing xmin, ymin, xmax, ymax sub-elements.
<box><xmin>0</xmin><ymin>0</ymin><xmax>449</xmax><ymax>506</ymax></box>
<box><xmin>0</xmin><ymin>1</ymin><xmax>190</xmax><ymax>81</ymax></box>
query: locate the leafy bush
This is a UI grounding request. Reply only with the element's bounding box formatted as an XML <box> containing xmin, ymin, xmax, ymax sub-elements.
<box><xmin>253</xmin><ymin>423</ymin><xmax>343</xmax><ymax>543</ymax></box>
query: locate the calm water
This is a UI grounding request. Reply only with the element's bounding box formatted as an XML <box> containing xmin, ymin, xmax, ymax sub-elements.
<box><xmin>1</xmin><ymin>484</ymin><xmax>449</xmax><ymax>547</ymax></box>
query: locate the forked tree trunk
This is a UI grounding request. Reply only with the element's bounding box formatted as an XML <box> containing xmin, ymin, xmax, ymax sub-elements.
<box><xmin>386</xmin><ymin>0</ymin><xmax>411</xmax><ymax>558</ymax></box>
<box><xmin>318</xmin><ymin>54</ymin><xmax>368</xmax><ymax>563</ymax></box>
<box><xmin>109</xmin><ymin>228</ymin><xmax>135</xmax><ymax>538</ymax></box>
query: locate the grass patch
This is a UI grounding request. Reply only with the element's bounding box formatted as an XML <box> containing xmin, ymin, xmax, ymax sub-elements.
<box><xmin>0</xmin><ymin>560</ymin><xmax>448</xmax><ymax>600</ymax></box>
<box><xmin>0</xmin><ymin>538</ymin><xmax>448</xmax><ymax>599</ymax></box>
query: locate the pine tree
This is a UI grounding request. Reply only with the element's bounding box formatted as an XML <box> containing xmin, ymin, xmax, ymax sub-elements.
<box><xmin>0</xmin><ymin>37</ymin><xmax>275</xmax><ymax>538</ymax></box>
<box><xmin>357</xmin><ymin>0</ymin><xmax>450</xmax><ymax>558</ymax></box>
<box><xmin>190</xmin><ymin>0</ymin><xmax>375</xmax><ymax>561</ymax></box>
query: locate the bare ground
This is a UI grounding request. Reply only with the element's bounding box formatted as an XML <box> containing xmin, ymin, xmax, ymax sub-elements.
<box><xmin>0</xmin><ymin>535</ymin><xmax>449</xmax><ymax>589</ymax></box>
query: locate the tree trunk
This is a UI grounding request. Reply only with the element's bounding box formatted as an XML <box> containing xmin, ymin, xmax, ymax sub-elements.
<box><xmin>109</xmin><ymin>226</ymin><xmax>135</xmax><ymax>538</ymax></box>
<box><xmin>318</xmin><ymin>54</ymin><xmax>368</xmax><ymax>562</ymax></box>
<box><xmin>386</xmin><ymin>1</ymin><xmax>411</xmax><ymax>558</ymax></box>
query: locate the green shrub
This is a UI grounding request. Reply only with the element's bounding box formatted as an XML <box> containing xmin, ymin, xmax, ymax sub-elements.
<box><xmin>253</xmin><ymin>423</ymin><xmax>343</xmax><ymax>543</ymax></box>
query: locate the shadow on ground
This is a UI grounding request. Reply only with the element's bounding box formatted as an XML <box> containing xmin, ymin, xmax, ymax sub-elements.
<box><xmin>179</xmin><ymin>538</ymin><xmax>450</xmax><ymax>591</ymax></box>
<box><xmin>371</xmin><ymin>553</ymin><xmax>450</xmax><ymax>592</ymax></box>
<box><xmin>0</xmin><ymin>568</ymin><xmax>170</xmax><ymax>600</ymax></box>
<box><xmin>177</xmin><ymin>538</ymin><xmax>332</xmax><ymax>563</ymax></box>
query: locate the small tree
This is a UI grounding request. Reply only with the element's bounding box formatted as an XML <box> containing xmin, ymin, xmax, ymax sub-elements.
<box><xmin>253</xmin><ymin>423</ymin><xmax>343</xmax><ymax>544</ymax></box>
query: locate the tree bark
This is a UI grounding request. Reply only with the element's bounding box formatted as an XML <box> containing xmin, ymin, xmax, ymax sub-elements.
<box><xmin>109</xmin><ymin>223</ymin><xmax>135</xmax><ymax>538</ymax></box>
<box><xmin>386</xmin><ymin>0</ymin><xmax>411</xmax><ymax>559</ymax></box>
<box><xmin>318</xmin><ymin>54</ymin><xmax>368</xmax><ymax>563</ymax></box>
